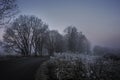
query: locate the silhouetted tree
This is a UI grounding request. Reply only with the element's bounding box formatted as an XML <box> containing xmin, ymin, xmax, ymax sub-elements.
<box><xmin>0</xmin><ymin>0</ymin><xmax>18</xmax><ymax>25</ymax></box>
<box><xmin>64</xmin><ymin>26</ymin><xmax>78</xmax><ymax>52</ymax></box>
<box><xmin>3</xmin><ymin>15</ymin><xmax>48</xmax><ymax>56</ymax></box>
<box><xmin>45</xmin><ymin>30</ymin><xmax>64</xmax><ymax>56</ymax></box>
<box><xmin>77</xmin><ymin>32</ymin><xmax>90</xmax><ymax>53</ymax></box>
<box><xmin>64</xmin><ymin>26</ymin><xmax>90</xmax><ymax>53</ymax></box>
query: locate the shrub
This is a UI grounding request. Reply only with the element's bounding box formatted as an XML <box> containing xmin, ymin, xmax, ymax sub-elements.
<box><xmin>36</xmin><ymin>53</ymin><xmax>120</xmax><ymax>80</ymax></box>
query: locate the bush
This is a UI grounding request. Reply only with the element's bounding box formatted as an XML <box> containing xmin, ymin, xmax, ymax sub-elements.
<box><xmin>36</xmin><ymin>53</ymin><xmax>120</xmax><ymax>80</ymax></box>
<box><xmin>55</xmin><ymin>60</ymin><xmax>87</xmax><ymax>80</ymax></box>
<box><xmin>88</xmin><ymin>58</ymin><xmax>120</xmax><ymax>80</ymax></box>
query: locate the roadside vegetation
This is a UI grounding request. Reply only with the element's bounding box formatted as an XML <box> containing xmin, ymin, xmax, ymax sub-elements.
<box><xmin>36</xmin><ymin>53</ymin><xmax>120</xmax><ymax>80</ymax></box>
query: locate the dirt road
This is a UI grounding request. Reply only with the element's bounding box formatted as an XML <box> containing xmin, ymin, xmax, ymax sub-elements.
<box><xmin>0</xmin><ymin>57</ymin><xmax>48</xmax><ymax>80</ymax></box>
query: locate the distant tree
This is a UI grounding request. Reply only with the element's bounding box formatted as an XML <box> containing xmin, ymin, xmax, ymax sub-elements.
<box><xmin>93</xmin><ymin>46</ymin><xmax>107</xmax><ymax>55</ymax></box>
<box><xmin>45</xmin><ymin>30</ymin><xmax>64</xmax><ymax>56</ymax></box>
<box><xmin>83</xmin><ymin>37</ymin><xmax>91</xmax><ymax>54</ymax></box>
<box><xmin>64</xmin><ymin>26</ymin><xmax>78</xmax><ymax>52</ymax></box>
<box><xmin>64</xmin><ymin>26</ymin><xmax>90</xmax><ymax>53</ymax></box>
<box><xmin>0</xmin><ymin>0</ymin><xmax>18</xmax><ymax>25</ymax></box>
<box><xmin>3</xmin><ymin>15</ymin><xmax>48</xmax><ymax>56</ymax></box>
<box><xmin>77</xmin><ymin>32</ymin><xmax>90</xmax><ymax>53</ymax></box>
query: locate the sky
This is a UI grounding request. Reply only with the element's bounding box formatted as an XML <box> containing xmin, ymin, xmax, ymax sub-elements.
<box><xmin>16</xmin><ymin>0</ymin><xmax>120</xmax><ymax>49</ymax></box>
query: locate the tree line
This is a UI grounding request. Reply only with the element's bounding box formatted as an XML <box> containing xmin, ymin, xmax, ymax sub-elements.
<box><xmin>3</xmin><ymin>15</ymin><xmax>90</xmax><ymax>56</ymax></box>
<box><xmin>0</xmin><ymin>0</ymin><xmax>90</xmax><ymax>56</ymax></box>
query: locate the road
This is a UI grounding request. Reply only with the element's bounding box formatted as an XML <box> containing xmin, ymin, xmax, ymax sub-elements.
<box><xmin>0</xmin><ymin>57</ymin><xmax>48</xmax><ymax>80</ymax></box>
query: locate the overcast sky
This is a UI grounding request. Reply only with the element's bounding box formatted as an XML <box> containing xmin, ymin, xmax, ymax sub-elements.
<box><xmin>16</xmin><ymin>0</ymin><xmax>120</xmax><ymax>49</ymax></box>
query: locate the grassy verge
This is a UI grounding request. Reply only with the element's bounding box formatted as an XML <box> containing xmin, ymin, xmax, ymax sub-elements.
<box><xmin>35</xmin><ymin>60</ymin><xmax>58</xmax><ymax>80</ymax></box>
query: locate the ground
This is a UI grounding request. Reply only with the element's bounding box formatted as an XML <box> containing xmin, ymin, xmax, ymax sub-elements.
<box><xmin>0</xmin><ymin>56</ymin><xmax>48</xmax><ymax>80</ymax></box>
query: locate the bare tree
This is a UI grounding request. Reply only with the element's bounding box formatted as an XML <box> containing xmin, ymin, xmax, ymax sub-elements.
<box><xmin>45</xmin><ymin>30</ymin><xmax>64</xmax><ymax>56</ymax></box>
<box><xmin>64</xmin><ymin>26</ymin><xmax>90</xmax><ymax>53</ymax></box>
<box><xmin>64</xmin><ymin>26</ymin><xmax>78</xmax><ymax>52</ymax></box>
<box><xmin>77</xmin><ymin>32</ymin><xmax>90</xmax><ymax>53</ymax></box>
<box><xmin>32</xmin><ymin>19</ymin><xmax>48</xmax><ymax>56</ymax></box>
<box><xmin>3</xmin><ymin>15</ymin><xmax>48</xmax><ymax>56</ymax></box>
<box><xmin>0</xmin><ymin>0</ymin><xmax>18</xmax><ymax>25</ymax></box>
